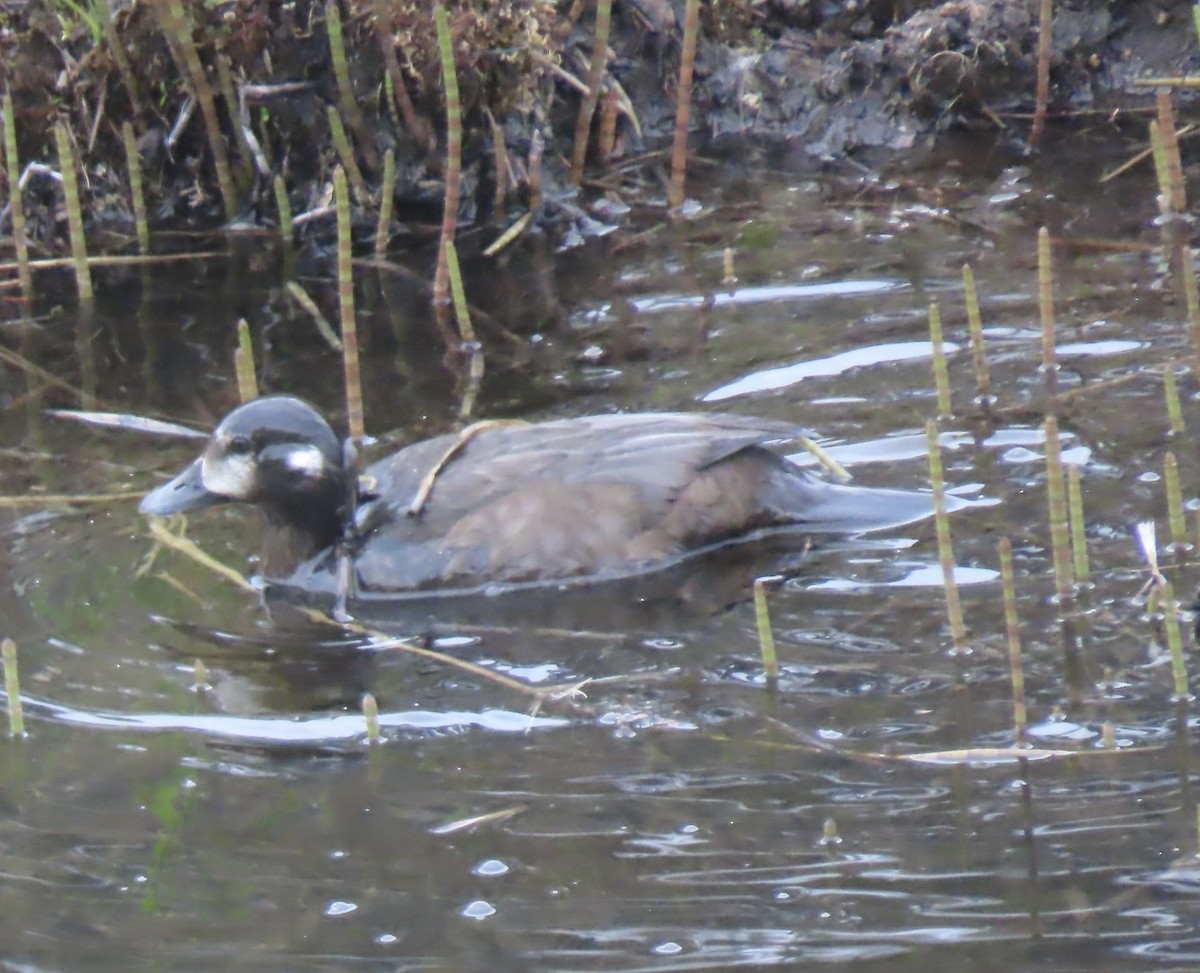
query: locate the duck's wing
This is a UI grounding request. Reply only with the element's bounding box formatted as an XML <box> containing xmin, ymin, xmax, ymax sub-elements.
<box><xmin>348</xmin><ymin>413</ymin><xmax>928</xmax><ymax>592</ymax></box>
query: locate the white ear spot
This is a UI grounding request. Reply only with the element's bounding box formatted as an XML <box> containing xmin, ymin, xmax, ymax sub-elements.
<box><xmin>201</xmin><ymin>451</ymin><xmax>256</xmax><ymax>498</ymax></box>
<box><xmin>282</xmin><ymin>444</ymin><xmax>328</xmax><ymax>477</ymax></box>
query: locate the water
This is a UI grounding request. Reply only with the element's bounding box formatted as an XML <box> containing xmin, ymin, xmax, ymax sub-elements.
<box><xmin>2</xmin><ymin>130</ymin><xmax>1199</xmax><ymax>971</ymax></box>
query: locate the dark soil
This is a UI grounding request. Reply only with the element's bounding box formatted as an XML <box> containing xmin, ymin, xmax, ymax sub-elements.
<box><xmin>1</xmin><ymin>0</ymin><xmax>1197</xmax><ymax>257</ymax></box>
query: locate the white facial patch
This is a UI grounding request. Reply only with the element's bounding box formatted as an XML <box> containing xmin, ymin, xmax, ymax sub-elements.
<box><xmin>201</xmin><ymin>449</ymin><xmax>256</xmax><ymax>498</ymax></box>
<box><xmin>281</xmin><ymin>443</ymin><xmax>328</xmax><ymax>477</ymax></box>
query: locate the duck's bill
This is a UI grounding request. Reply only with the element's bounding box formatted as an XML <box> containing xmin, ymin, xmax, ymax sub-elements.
<box><xmin>140</xmin><ymin>459</ymin><xmax>227</xmax><ymax>515</ymax></box>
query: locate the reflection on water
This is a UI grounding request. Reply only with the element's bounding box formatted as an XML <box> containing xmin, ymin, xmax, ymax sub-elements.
<box><xmin>2</xmin><ymin>131</ymin><xmax>1200</xmax><ymax>971</ymax></box>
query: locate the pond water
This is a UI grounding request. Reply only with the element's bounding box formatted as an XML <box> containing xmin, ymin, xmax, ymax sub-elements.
<box><xmin>3</xmin><ymin>129</ymin><xmax>1200</xmax><ymax>972</ymax></box>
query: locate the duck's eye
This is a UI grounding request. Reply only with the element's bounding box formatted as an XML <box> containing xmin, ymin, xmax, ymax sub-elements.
<box><xmin>227</xmin><ymin>435</ymin><xmax>253</xmax><ymax>455</ymax></box>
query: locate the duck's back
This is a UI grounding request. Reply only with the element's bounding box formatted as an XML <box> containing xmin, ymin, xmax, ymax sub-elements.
<box><xmin>347</xmin><ymin>412</ymin><xmax>830</xmax><ymax>592</ymax></box>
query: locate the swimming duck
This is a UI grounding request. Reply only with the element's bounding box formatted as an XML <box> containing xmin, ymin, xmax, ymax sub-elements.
<box><xmin>139</xmin><ymin>396</ymin><xmax>933</xmax><ymax>600</ymax></box>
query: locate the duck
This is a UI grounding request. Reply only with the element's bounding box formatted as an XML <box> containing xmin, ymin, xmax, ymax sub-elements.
<box><xmin>139</xmin><ymin>396</ymin><xmax>934</xmax><ymax>601</ymax></box>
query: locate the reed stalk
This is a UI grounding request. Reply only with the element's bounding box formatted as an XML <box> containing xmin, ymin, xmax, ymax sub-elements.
<box><xmin>2</xmin><ymin>638</ymin><xmax>23</xmax><ymax>737</ymax></box>
<box><xmin>1150</xmin><ymin>120</ymin><xmax>1170</xmax><ymax>209</ymax></box>
<box><xmin>285</xmin><ymin>281</ymin><xmax>342</xmax><ymax>350</ymax></box>
<box><xmin>597</xmin><ymin>85</ymin><xmax>619</xmax><ymax>163</ymax></box>
<box><xmin>926</xmin><ymin>420</ymin><xmax>968</xmax><ymax>653</ymax></box>
<box><xmin>668</xmin><ymin>0</ymin><xmax>701</xmax><ymax>210</ymax></box>
<box><xmin>327</xmin><ymin>106</ymin><xmax>369</xmax><ymax>203</ymax></box>
<box><xmin>927</xmin><ymin>301</ymin><xmax>952</xmax><ymax>417</ymax></box>
<box><xmin>3</xmin><ymin>93</ymin><xmax>32</xmax><ymax>295</ymax></box>
<box><xmin>1160</xmin><ymin>581</ymin><xmax>1191</xmax><ymax>700</ymax></box>
<box><xmin>528</xmin><ymin>130</ymin><xmax>544</xmax><ymax>214</ymax></box>
<box><xmin>335</xmin><ymin>166</ymin><xmax>364</xmax><ymax>440</ymax></box>
<box><xmin>753</xmin><ymin>577</ymin><xmax>779</xmax><ymax>683</ymax></box>
<box><xmin>54</xmin><ymin>124</ymin><xmax>94</xmax><ymax>303</ymax></box>
<box><xmin>489</xmin><ymin>110</ymin><xmax>509</xmax><ymax>220</ymax></box>
<box><xmin>998</xmin><ymin>538</ymin><xmax>1026</xmax><ymax>743</ymax></box>
<box><xmin>962</xmin><ymin>263</ymin><xmax>991</xmax><ymax>404</ymax></box>
<box><xmin>234</xmin><ymin>318</ymin><xmax>258</xmax><ymax>402</ymax></box>
<box><xmin>1066</xmin><ymin>464</ymin><xmax>1090</xmax><ymax>584</ymax></box>
<box><xmin>433</xmin><ymin>3</ymin><xmax>463</xmax><ymax>345</ymax></box>
<box><xmin>362</xmin><ymin>692</ymin><xmax>381</xmax><ymax>744</ymax></box>
<box><xmin>121</xmin><ymin>122</ymin><xmax>151</xmax><ymax>255</ymax></box>
<box><xmin>1028</xmin><ymin>0</ymin><xmax>1052</xmax><ymax>149</ymax></box>
<box><xmin>443</xmin><ymin>240</ymin><xmax>476</xmax><ymax>345</ymax></box>
<box><xmin>375</xmin><ymin>148</ymin><xmax>395</xmax><ymax>256</ymax></box>
<box><xmin>1156</xmin><ymin>90</ymin><xmax>1187</xmax><ymax>215</ymax></box>
<box><xmin>569</xmin><ymin>0</ymin><xmax>613</xmax><ymax>184</ymax></box>
<box><xmin>1164</xmin><ymin>367</ymin><xmax>1186</xmax><ymax>436</ymax></box>
<box><xmin>1180</xmin><ymin>244</ymin><xmax>1200</xmax><ymax>371</ymax></box>
<box><xmin>158</xmin><ymin>0</ymin><xmax>238</xmax><ymax>221</ymax></box>
<box><xmin>1165</xmin><ymin>451</ymin><xmax>1188</xmax><ymax>549</ymax></box>
<box><xmin>1043</xmin><ymin>416</ymin><xmax>1074</xmax><ymax>601</ymax></box>
<box><xmin>1037</xmin><ymin>226</ymin><xmax>1057</xmax><ymax>401</ymax></box>
<box><xmin>327</xmin><ymin>0</ymin><xmax>378</xmax><ymax>171</ymax></box>
<box><xmin>193</xmin><ymin>658</ymin><xmax>210</xmax><ymax>691</ymax></box>
<box><xmin>273</xmin><ymin>174</ymin><xmax>295</xmax><ymax>261</ymax></box>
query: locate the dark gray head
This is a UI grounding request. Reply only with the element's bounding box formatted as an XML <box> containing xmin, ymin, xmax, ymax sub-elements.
<box><xmin>140</xmin><ymin>397</ymin><xmax>348</xmax><ymax>572</ymax></box>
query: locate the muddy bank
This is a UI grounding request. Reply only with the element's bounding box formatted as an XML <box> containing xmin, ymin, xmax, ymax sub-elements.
<box><xmin>1</xmin><ymin>0</ymin><xmax>1196</xmax><ymax>256</ymax></box>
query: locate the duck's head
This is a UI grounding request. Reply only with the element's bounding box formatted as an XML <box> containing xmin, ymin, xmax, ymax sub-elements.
<box><xmin>140</xmin><ymin>396</ymin><xmax>348</xmax><ymax>573</ymax></box>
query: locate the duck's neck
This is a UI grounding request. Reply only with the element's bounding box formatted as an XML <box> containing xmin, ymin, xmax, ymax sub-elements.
<box><xmin>259</xmin><ymin>477</ymin><xmax>347</xmax><ymax>578</ymax></box>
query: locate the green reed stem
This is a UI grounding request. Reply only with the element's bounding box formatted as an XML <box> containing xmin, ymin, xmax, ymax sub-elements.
<box><xmin>335</xmin><ymin>166</ymin><xmax>364</xmax><ymax>440</ymax></box>
<box><xmin>443</xmin><ymin>239</ymin><xmax>476</xmax><ymax>345</ymax></box>
<box><xmin>569</xmin><ymin>0</ymin><xmax>613</xmax><ymax>185</ymax></box>
<box><xmin>1161</xmin><ymin>581</ymin><xmax>1191</xmax><ymax>700</ymax></box>
<box><xmin>273</xmin><ymin>174</ymin><xmax>294</xmax><ymax>249</ymax></box>
<box><xmin>327</xmin><ymin>106</ymin><xmax>368</xmax><ymax>204</ymax></box>
<box><xmin>1165</xmin><ymin>451</ymin><xmax>1188</xmax><ymax>548</ymax></box>
<box><xmin>1165</xmin><ymin>367</ymin><xmax>1186</xmax><ymax>436</ymax></box>
<box><xmin>489</xmin><ymin>109</ymin><xmax>509</xmax><ymax>220</ymax></box>
<box><xmin>327</xmin><ymin>0</ymin><xmax>377</xmax><ymax>171</ymax></box>
<box><xmin>927</xmin><ymin>301</ymin><xmax>952</xmax><ymax>417</ymax></box>
<box><xmin>234</xmin><ymin>318</ymin><xmax>258</xmax><ymax>402</ymax></box>
<box><xmin>362</xmin><ymin>691</ymin><xmax>381</xmax><ymax>744</ymax></box>
<box><xmin>3</xmin><ymin>93</ymin><xmax>32</xmax><ymax>295</ymax></box>
<box><xmin>753</xmin><ymin>577</ymin><xmax>779</xmax><ymax>682</ymax></box>
<box><xmin>121</xmin><ymin>122</ymin><xmax>150</xmax><ymax>255</ymax></box>
<box><xmin>432</xmin><ymin>3</ymin><xmax>462</xmax><ymax>346</ymax></box>
<box><xmin>160</xmin><ymin>0</ymin><xmax>238</xmax><ymax>220</ymax></box>
<box><xmin>193</xmin><ymin>657</ymin><xmax>210</xmax><ymax>691</ymax></box>
<box><xmin>668</xmin><ymin>0</ymin><xmax>701</xmax><ymax>211</ymax></box>
<box><xmin>998</xmin><ymin>538</ymin><xmax>1026</xmax><ymax>743</ymax></box>
<box><xmin>375</xmin><ymin>148</ymin><xmax>395</xmax><ymax>256</ymax></box>
<box><xmin>1043</xmin><ymin>415</ymin><xmax>1074</xmax><ymax>601</ymax></box>
<box><xmin>54</xmin><ymin>125</ymin><xmax>93</xmax><ymax>303</ymax></box>
<box><xmin>2</xmin><ymin>638</ymin><xmax>24</xmax><ymax>737</ymax></box>
<box><xmin>1156</xmin><ymin>90</ymin><xmax>1187</xmax><ymax>214</ymax></box>
<box><xmin>1180</xmin><ymin>243</ymin><xmax>1200</xmax><ymax>372</ymax></box>
<box><xmin>285</xmin><ymin>281</ymin><xmax>342</xmax><ymax>350</ymax></box>
<box><xmin>926</xmin><ymin>420</ymin><xmax>968</xmax><ymax>654</ymax></box>
<box><xmin>1194</xmin><ymin>2</ymin><xmax>1200</xmax><ymax>46</ymax></box>
<box><xmin>1038</xmin><ymin>226</ymin><xmax>1057</xmax><ymax>401</ymax></box>
<box><xmin>1066</xmin><ymin>464</ymin><xmax>1090</xmax><ymax>584</ymax></box>
<box><xmin>1150</xmin><ymin>121</ymin><xmax>1170</xmax><ymax>203</ymax></box>
<box><xmin>962</xmin><ymin>263</ymin><xmax>991</xmax><ymax>404</ymax></box>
